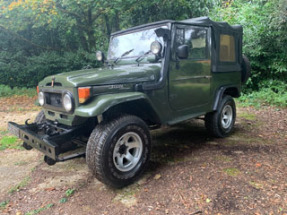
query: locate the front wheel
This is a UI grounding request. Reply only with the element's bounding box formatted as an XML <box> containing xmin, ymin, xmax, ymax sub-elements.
<box><xmin>86</xmin><ymin>115</ymin><xmax>151</xmax><ymax>188</ymax></box>
<box><xmin>205</xmin><ymin>95</ymin><xmax>236</xmax><ymax>138</ymax></box>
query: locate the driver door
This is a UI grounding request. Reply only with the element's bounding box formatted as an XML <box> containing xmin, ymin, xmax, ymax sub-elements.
<box><xmin>169</xmin><ymin>25</ymin><xmax>211</xmax><ymax>111</ymax></box>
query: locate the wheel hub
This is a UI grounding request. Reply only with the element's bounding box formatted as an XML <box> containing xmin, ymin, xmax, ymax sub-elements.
<box><xmin>118</xmin><ymin>144</ymin><xmax>128</xmax><ymax>155</ymax></box>
<box><xmin>113</xmin><ymin>132</ymin><xmax>143</xmax><ymax>172</ymax></box>
<box><xmin>221</xmin><ymin>105</ymin><xmax>233</xmax><ymax>129</ymax></box>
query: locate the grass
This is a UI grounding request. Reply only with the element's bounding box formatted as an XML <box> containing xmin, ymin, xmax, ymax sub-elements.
<box><xmin>238</xmin><ymin>85</ymin><xmax>287</xmax><ymax>108</ymax></box>
<box><xmin>215</xmin><ymin>155</ymin><xmax>232</xmax><ymax>162</ymax></box>
<box><xmin>25</xmin><ymin>203</ymin><xmax>54</xmax><ymax>215</ymax></box>
<box><xmin>223</xmin><ymin>168</ymin><xmax>241</xmax><ymax>177</ymax></box>
<box><xmin>0</xmin><ymin>135</ymin><xmax>22</xmax><ymax>151</ymax></box>
<box><xmin>59</xmin><ymin>188</ymin><xmax>76</xmax><ymax>203</ymax></box>
<box><xmin>249</xmin><ymin>181</ymin><xmax>263</xmax><ymax>189</ymax></box>
<box><xmin>9</xmin><ymin>176</ymin><xmax>30</xmax><ymax>193</ymax></box>
<box><xmin>0</xmin><ymin>85</ymin><xmax>36</xmax><ymax>98</ymax></box>
<box><xmin>237</xmin><ymin>112</ymin><xmax>257</xmax><ymax>121</ymax></box>
<box><xmin>0</xmin><ymin>200</ymin><xmax>9</xmax><ymax>209</ymax></box>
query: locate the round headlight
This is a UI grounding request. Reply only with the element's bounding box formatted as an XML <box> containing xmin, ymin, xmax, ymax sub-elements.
<box><xmin>150</xmin><ymin>41</ymin><xmax>162</xmax><ymax>55</ymax></box>
<box><xmin>38</xmin><ymin>92</ymin><xmax>45</xmax><ymax>106</ymax></box>
<box><xmin>63</xmin><ymin>93</ymin><xmax>73</xmax><ymax>112</ymax></box>
<box><xmin>96</xmin><ymin>51</ymin><xmax>103</xmax><ymax>61</ymax></box>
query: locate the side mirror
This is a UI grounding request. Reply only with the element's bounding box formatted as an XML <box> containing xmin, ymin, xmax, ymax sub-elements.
<box><xmin>177</xmin><ymin>45</ymin><xmax>189</xmax><ymax>59</ymax></box>
<box><xmin>96</xmin><ymin>51</ymin><xmax>105</xmax><ymax>63</ymax></box>
<box><xmin>155</xmin><ymin>28</ymin><xmax>171</xmax><ymax>41</ymax></box>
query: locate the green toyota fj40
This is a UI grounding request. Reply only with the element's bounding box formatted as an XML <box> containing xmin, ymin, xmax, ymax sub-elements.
<box><xmin>8</xmin><ymin>17</ymin><xmax>250</xmax><ymax>188</ymax></box>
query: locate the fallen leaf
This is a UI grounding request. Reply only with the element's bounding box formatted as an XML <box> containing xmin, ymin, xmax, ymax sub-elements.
<box><xmin>44</xmin><ymin>187</ymin><xmax>56</xmax><ymax>191</ymax></box>
<box><xmin>255</xmin><ymin>163</ymin><xmax>262</xmax><ymax>167</ymax></box>
<box><xmin>154</xmin><ymin>174</ymin><xmax>161</xmax><ymax>180</ymax></box>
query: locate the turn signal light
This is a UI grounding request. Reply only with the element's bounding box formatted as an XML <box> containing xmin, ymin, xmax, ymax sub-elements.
<box><xmin>78</xmin><ymin>87</ymin><xmax>91</xmax><ymax>103</ymax></box>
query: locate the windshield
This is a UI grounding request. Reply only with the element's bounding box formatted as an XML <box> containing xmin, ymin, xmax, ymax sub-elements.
<box><xmin>108</xmin><ymin>26</ymin><xmax>166</xmax><ymax>60</ymax></box>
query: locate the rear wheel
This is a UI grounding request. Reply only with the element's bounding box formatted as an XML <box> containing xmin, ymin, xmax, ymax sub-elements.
<box><xmin>241</xmin><ymin>55</ymin><xmax>251</xmax><ymax>84</ymax></box>
<box><xmin>205</xmin><ymin>95</ymin><xmax>236</xmax><ymax>137</ymax></box>
<box><xmin>86</xmin><ymin>115</ymin><xmax>151</xmax><ymax>188</ymax></box>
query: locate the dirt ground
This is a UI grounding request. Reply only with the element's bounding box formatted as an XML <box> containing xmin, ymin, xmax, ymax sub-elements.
<box><xmin>0</xmin><ymin>96</ymin><xmax>286</xmax><ymax>215</ymax></box>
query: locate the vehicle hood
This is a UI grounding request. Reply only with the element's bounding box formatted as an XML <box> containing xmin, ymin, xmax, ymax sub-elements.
<box><xmin>40</xmin><ymin>63</ymin><xmax>161</xmax><ymax>87</ymax></box>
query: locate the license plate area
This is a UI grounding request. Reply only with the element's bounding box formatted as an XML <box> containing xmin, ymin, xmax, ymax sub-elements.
<box><xmin>20</xmin><ymin>130</ymin><xmax>57</xmax><ymax>160</ymax></box>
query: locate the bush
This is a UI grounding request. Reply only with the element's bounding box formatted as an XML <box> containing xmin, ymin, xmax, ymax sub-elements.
<box><xmin>239</xmin><ymin>80</ymin><xmax>287</xmax><ymax>107</ymax></box>
<box><xmin>0</xmin><ymin>50</ymin><xmax>99</xmax><ymax>88</ymax></box>
<box><xmin>0</xmin><ymin>85</ymin><xmax>36</xmax><ymax>97</ymax></box>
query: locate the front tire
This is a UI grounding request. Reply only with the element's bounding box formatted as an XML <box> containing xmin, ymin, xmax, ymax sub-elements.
<box><xmin>205</xmin><ymin>95</ymin><xmax>236</xmax><ymax>138</ymax></box>
<box><xmin>86</xmin><ymin>115</ymin><xmax>151</xmax><ymax>188</ymax></box>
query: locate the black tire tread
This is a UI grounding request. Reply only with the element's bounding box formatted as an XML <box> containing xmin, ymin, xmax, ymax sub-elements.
<box><xmin>86</xmin><ymin>115</ymin><xmax>150</xmax><ymax>188</ymax></box>
<box><xmin>205</xmin><ymin>95</ymin><xmax>236</xmax><ymax>138</ymax></box>
<box><xmin>241</xmin><ymin>55</ymin><xmax>251</xmax><ymax>84</ymax></box>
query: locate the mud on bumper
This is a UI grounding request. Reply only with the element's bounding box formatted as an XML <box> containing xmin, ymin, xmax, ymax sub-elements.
<box><xmin>8</xmin><ymin>121</ymin><xmax>88</xmax><ymax>162</ymax></box>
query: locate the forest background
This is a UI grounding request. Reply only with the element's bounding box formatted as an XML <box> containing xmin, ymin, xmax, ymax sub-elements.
<box><xmin>0</xmin><ymin>0</ymin><xmax>286</xmax><ymax>106</ymax></box>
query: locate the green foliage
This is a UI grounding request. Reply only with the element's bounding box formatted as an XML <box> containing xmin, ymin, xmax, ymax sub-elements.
<box><xmin>59</xmin><ymin>198</ymin><xmax>67</xmax><ymax>203</ymax></box>
<box><xmin>0</xmin><ymin>200</ymin><xmax>9</xmax><ymax>209</ymax></box>
<box><xmin>0</xmin><ymin>136</ymin><xmax>21</xmax><ymax>150</ymax></box>
<box><xmin>9</xmin><ymin>176</ymin><xmax>30</xmax><ymax>193</ymax></box>
<box><xmin>223</xmin><ymin>168</ymin><xmax>240</xmax><ymax>177</ymax></box>
<box><xmin>65</xmin><ymin>188</ymin><xmax>75</xmax><ymax>197</ymax></box>
<box><xmin>0</xmin><ymin>51</ymin><xmax>99</xmax><ymax>88</ymax></box>
<box><xmin>59</xmin><ymin>188</ymin><xmax>75</xmax><ymax>203</ymax></box>
<box><xmin>0</xmin><ymin>0</ymin><xmax>217</xmax><ymax>88</ymax></box>
<box><xmin>239</xmin><ymin>80</ymin><xmax>287</xmax><ymax>107</ymax></box>
<box><xmin>0</xmin><ymin>85</ymin><xmax>36</xmax><ymax>97</ymax></box>
<box><xmin>25</xmin><ymin>203</ymin><xmax>54</xmax><ymax>215</ymax></box>
<box><xmin>210</xmin><ymin>0</ymin><xmax>287</xmax><ymax>90</ymax></box>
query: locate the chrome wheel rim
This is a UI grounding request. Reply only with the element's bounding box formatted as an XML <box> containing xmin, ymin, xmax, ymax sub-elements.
<box><xmin>221</xmin><ymin>105</ymin><xmax>233</xmax><ymax>129</ymax></box>
<box><xmin>113</xmin><ymin>132</ymin><xmax>143</xmax><ymax>172</ymax></box>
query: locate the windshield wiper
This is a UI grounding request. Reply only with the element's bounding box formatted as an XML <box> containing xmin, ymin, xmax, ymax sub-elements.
<box><xmin>135</xmin><ymin>50</ymin><xmax>151</xmax><ymax>65</ymax></box>
<box><xmin>114</xmin><ymin>49</ymin><xmax>134</xmax><ymax>64</ymax></box>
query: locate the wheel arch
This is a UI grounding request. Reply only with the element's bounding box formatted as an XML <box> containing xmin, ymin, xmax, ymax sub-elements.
<box><xmin>75</xmin><ymin>92</ymin><xmax>161</xmax><ymax>127</ymax></box>
<box><xmin>213</xmin><ymin>86</ymin><xmax>240</xmax><ymax>111</ymax></box>
<box><xmin>103</xmin><ymin>99</ymin><xmax>161</xmax><ymax>127</ymax></box>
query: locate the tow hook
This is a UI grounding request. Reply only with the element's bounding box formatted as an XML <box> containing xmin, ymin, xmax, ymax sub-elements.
<box><xmin>44</xmin><ymin>156</ymin><xmax>57</xmax><ymax>166</ymax></box>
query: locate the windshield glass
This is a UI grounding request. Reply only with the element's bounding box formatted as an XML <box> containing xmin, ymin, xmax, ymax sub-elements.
<box><xmin>108</xmin><ymin>26</ymin><xmax>166</xmax><ymax>60</ymax></box>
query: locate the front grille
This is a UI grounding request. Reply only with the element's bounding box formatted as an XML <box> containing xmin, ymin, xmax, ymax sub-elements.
<box><xmin>46</xmin><ymin>93</ymin><xmax>62</xmax><ymax>108</ymax></box>
<box><xmin>46</xmin><ymin>82</ymin><xmax>62</xmax><ymax>87</ymax></box>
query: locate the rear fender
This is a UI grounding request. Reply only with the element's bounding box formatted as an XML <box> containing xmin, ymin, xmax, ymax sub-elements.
<box><xmin>213</xmin><ymin>86</ymin><xmax>240</xmax><ymax>111</ymax></box>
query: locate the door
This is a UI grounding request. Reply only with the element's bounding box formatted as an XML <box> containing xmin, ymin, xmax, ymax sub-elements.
<box><xmin>169</xmin><ymin>25</ymin><xmax>211</xmax><ymax>111</ymax></box>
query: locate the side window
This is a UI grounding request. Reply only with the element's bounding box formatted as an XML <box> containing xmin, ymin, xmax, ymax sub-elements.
<box><xmin>220</xmin><ymin>34</ymin><xmax>235</xmax><ymax>62</ymax></box>
<box><xmin>185</xmin><ymin>27</ymin><xmax>207</xmax><ymax>59</ymax></box>
<box><xmin>174</xmin><ymin>25</ymin><xmax>208</xmax><ymax>59</ymax></box>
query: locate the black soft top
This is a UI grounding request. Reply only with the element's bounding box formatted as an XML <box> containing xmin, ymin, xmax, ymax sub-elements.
<box><xmin>178</xmin><ymin>16</ymin><xmax>242</xmax><ymax>34</ymax></box>
<box><xmin>112</xmin><ymin>17</ymin><xmax>243</xmax><ymax>72</ymax></box>
<box><xmin>112</xmin><ymin>16</ymin><xmax>242</xmax><ymax>36</ymax></box>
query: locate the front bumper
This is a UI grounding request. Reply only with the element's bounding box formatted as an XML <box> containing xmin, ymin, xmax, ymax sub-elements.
<box><xmin>8</xmin><ymin>121</ymin><xmax>88</xmax><ymax>162</ymax></box>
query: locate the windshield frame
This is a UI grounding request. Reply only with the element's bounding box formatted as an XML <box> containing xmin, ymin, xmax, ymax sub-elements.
<box><xmin>107</xmin><ymin>24</ymin><xmax>169</xmax><ymax>61</ymax></box>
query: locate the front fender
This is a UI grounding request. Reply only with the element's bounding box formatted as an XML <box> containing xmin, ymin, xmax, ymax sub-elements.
<box><xmin>75</xmin><ymin>92</ymin><xmax>150</xmax><ymax>117</ymax></box>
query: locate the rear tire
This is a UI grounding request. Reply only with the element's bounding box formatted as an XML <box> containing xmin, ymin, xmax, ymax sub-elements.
<box><xmin>205</xmin><ymin>95</ymin><xmax>236</xmax><ymax>138</ymax></box>
<box><xmin>86</xmin><ymin>115</ymin><xmax>151</xmax><ymax>188</ymax></box>
<box><xmin>241</xmin><ymin>55</ymin><xmax>251</xmax><ymax>84</ymax></box>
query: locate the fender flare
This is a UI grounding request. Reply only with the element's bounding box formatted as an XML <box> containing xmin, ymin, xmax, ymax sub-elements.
<box><xmin>74</xmin><ymin>92</ymin><xmax>157</xmax><ymax>118</ymax></box>
<box><xmin>212</xmin><ymin>86</ymin><xmax>240</xmax><ymax>111</ymax></box>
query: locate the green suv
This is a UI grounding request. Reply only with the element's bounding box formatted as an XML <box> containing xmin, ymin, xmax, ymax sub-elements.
<box><xmin>8</xmin><ymin>17</ymin><xmax>250</xmax><ymax>188</ymax></box>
